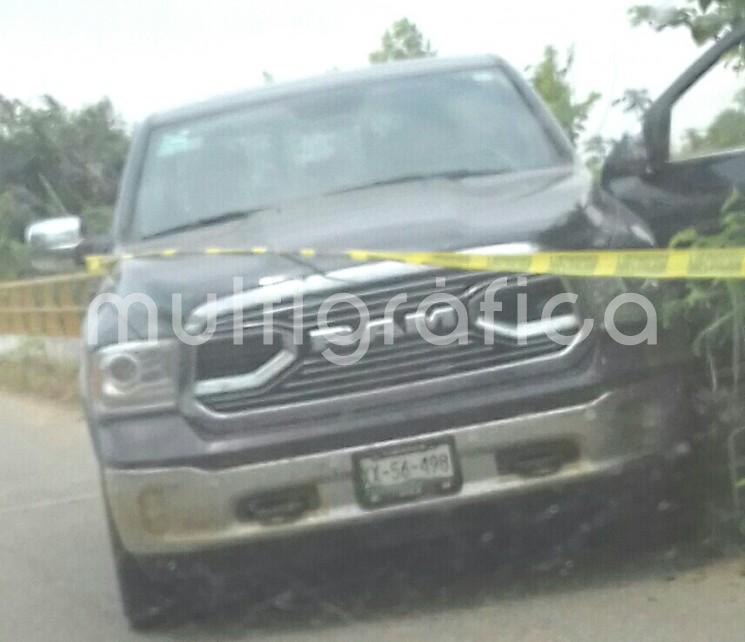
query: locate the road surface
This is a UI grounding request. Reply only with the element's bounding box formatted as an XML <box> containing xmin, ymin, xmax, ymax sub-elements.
<box><xmin>1</xmin><ymin>389</ymin><xmax>744</xmax><ymax>641</ymax></box>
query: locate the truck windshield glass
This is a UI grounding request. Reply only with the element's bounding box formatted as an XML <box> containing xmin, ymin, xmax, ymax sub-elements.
<box><xmin>132</xmin><ymin>67</ymin><xmax>567</xmax><ymax>240</ymax></box>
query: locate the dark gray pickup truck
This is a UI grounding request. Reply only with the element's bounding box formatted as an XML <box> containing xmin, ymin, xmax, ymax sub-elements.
<box><xmin>25</xmin><ymin>26</ymin><xmax>745</xmax><ymax>628</ymax></box>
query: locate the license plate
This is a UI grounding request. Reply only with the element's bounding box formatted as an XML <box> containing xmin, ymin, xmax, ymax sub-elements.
<box><xmin>354</xmin><ymin>439</ymin><xmax>461</xmax><ymax>508</ymax></box>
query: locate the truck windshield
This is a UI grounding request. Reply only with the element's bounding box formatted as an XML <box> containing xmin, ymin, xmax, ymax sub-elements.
<box><xmin>132</xmin><ymin>67</ymin><xmax>568</xmax><ymax>240</ymax></box>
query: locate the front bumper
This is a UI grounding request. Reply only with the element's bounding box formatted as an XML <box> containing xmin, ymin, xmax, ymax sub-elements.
<box><xmin>105</xmin><ymin>376</ymin><xmax>691</xmax><ymax>556</ymax></box>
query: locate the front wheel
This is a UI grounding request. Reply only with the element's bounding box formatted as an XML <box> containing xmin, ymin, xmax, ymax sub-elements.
<box><xmin>115</xmin><ymin>548</ymin><xmax>179</xmax><ymax>630</ymax></box>
<box><xmin>105</xmin><ymin>510</ymin><xmax>178</xmax><ymax>630</ymax></box>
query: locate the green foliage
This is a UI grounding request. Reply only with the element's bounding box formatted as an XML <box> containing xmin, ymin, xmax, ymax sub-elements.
<box><xmin>666</xmin><ymin>192</ymin><xmax>745</xmax><ymax>526</ymax></box>
<box><xmin>583</xmin><ymin>135</ymin><xmax>611</xmax><ymax>176</ymax></box>
<box><xmin>630</xmin><ymin>4</ymin><xmax>745</xmax><ymax>159</ymax></box>
<box><xmin>665</xmin><ymin>191</ymin><xmax>745</xmax><ymax>384</ymax></box>
<box><xmin>0</xmin><ymin>95</ymin><xmax>129</xmax><ymax>279</ymax></box>
<box><xmin>528</xmin><ymin>46</ymin><xmax>601</xmax><ymax>144</ymax></box>
<box><xmin>674</xmin><ymin>83</ymin><xmax>745</xmax><ymax>157</ymax></box>
<box><xmin>630</xmin><ymin>0</ymin><xmax>745</xmax><ymax>67</ymax></box>
<box><xmin>369</xmin><ymin>18</ymin><xmax>436</xmax><ymax>64</ymax></box>
<box><xmin>582</xmin><ymin>89</ymin><xmax>652</xmax><ymax>176</ymax></box>
<box><xmin>681</xmin><ymin>105</ymin><xmax>745</xmax><ymax>156</ymax></box>
<box><xmin>80</xmin><ymin>204</ymin><xmax>116</xmax><ymax>236</ymax></box>
<box><xmin>612</xmin><ymin>88</ymin><xmax>653</xmax><ymax>117</ymax></box>
<box><xmin>0</xmin><ymin>190</ymin><xmax>32</xmax><ymax>279</ymax></box>
<box><xmin>0</xmin><ymin>339</ymin><xmax>79</xmax><ymax>402</ymax></box>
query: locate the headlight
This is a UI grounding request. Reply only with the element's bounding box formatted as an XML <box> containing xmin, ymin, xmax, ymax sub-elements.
<box><xmin>88</xmin><ymin>340</ymin><xmax>180</xmax><ymax>417</ymax></box>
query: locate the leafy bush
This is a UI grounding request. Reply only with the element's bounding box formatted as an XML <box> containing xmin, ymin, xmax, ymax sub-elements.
<box><xmin>0</xmin><ymin>190</ymin><xmax>33</xmax><ymax>280</ymax></box>
<box><xmin>0</xmin><ymin>95</ymin><xmax>129</xmax><ymax>279</ymax></box>
<box><xmin>0</xmin><ymin>339</ymin><xmax>79</xmax><ymax>402</ymax></box>
<box><xmin>664</xmin><ymin>191</ymin><xmax>745</xmax><ymax>534</ymax></box>
<box><xmin>665</xmin><ymin>191</ymin><xmax>745</xmax><ymax>385</ymax></box>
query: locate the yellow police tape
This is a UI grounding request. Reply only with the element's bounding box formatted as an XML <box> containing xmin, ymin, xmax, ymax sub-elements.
<box><xmin>84</xmin><ymin>246</ymin><xmax>745</xmax><ymax>280</ymax></box>
<box><xmin>1</xmin><ymin>245</ymin><xmax>742</xmax><ymax>339</ymax></box>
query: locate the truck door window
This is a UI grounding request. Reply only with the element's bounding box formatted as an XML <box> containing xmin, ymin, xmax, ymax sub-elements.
<box><xmin>670</xmin><ymin>58</ymin><xmax>745</xmax><ymax>161</ymax></box>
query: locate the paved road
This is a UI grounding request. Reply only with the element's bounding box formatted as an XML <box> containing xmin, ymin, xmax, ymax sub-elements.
<box><xmin>1</xmin><ymin>390</ymin><xmax>744</xmax><ymax>642</ymax></box>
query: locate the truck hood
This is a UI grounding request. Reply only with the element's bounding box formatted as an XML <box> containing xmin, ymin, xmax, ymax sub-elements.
<box><xmin>93</xmin><ymin>166</ymin><xmax>638</xmax><ymax>345</ymax></box>
<box><xmin>129</xmin><ymin>166</ymin><xmax>604</xmax><ymax>253</ymax></box>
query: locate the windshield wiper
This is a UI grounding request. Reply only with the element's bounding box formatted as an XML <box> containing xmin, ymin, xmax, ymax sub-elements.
<box><xmin>141</xmin><ymin>207</ymin><xmax>269</xmax><ymax>241</ymax></box>
<box><xmin>327</xmin><ymin>168</ymin><xmax>512</xmax><ymax>195</ymax></box>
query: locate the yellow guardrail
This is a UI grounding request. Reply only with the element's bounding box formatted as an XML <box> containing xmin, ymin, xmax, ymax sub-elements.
<box><xmin>0</xmin><ymin>273</ymin><xmax>101</xmax><ymax>338</ymax></box>
<box><xmin>4</xmin><ymin>245</ymin><xmax>745</xmax><ymax>339</ymax></box>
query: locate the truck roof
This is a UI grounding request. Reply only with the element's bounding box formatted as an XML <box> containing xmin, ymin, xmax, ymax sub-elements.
<box><xmin>149</xmin><ymin>54</ymin><xmax>503</xmax><ymax>126</ymax></box>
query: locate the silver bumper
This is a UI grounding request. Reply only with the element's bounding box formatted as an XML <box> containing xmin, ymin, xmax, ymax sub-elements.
<box><xmin>105</xmin><ymin>381</ymin><xmax>687</xmax><ymax>556</ymax></box>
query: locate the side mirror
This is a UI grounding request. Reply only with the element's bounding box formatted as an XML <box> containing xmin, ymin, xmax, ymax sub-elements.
<box><xmin>25</xmin><ymin>216</ymin><xmax>84</xmax><ymax>273</ymax></box>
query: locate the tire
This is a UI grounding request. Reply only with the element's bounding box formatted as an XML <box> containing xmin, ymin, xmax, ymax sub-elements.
<box><xmin>105</xmin><ymin>509</ymin><xmax>178</xmax><ymax>631</ymax></box>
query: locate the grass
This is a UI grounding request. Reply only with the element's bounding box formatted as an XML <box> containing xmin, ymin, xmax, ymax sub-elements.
<box><xmin>0</xmin><ymin>339</ymin><xmax>80</xmax><ymax>403</ymax></box>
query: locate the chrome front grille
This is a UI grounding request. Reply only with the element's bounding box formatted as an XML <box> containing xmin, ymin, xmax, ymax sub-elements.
<box><xmin>192</xmin><ymin>270</ymin><xmax>575</xmax><ymax>414</ymax></box>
